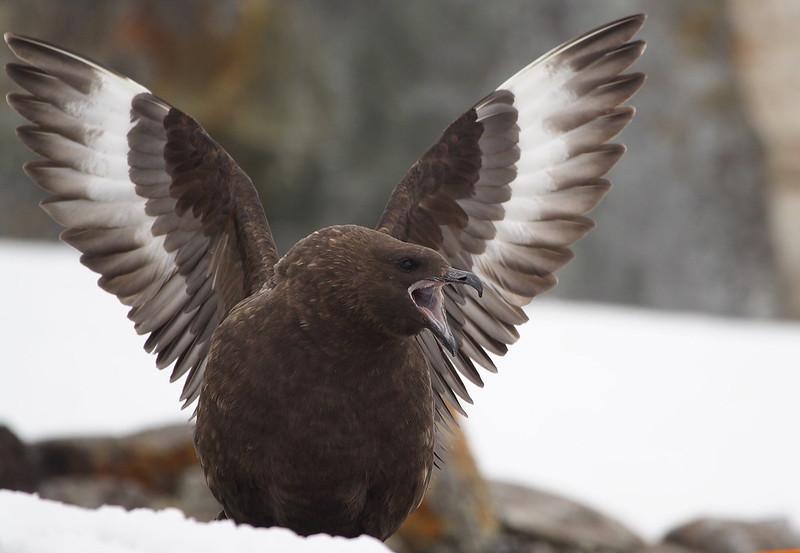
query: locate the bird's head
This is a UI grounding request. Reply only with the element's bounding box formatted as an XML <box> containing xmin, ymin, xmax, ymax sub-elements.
<box><xmin>277</xmin><ymin>225</ymin><xmax>482</xmax><ymax>352</ymax></box>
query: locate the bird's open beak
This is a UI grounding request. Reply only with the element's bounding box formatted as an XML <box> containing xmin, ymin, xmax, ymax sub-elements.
<box><xmin>409</xmin><ymin>268</ymin><xmax>482</xmax><ymax>356</ymax></box>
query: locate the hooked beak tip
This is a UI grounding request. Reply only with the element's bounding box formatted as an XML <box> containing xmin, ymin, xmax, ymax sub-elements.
<box><xmin>444</xmin><ymin>267</ymin><xmax>483</xmax><ymax>297</ymax></box>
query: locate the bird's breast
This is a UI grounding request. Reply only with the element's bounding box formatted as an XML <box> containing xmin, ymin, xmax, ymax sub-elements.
<box><xmin>194</xmin><ymin>293</ymin><xmax>434</xmax><ymax>536</ymax></box>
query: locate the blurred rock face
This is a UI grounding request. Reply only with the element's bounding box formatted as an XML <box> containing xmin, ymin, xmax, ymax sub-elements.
<box><xmin>0</xmin><ymin>0</ymin><xmax>783</xmax><ymax>317</ymax></box>
<box><xmin>665</xmin><ymin>518</ymin><xmax>800</xmax><ymax>553</ymax></box>
<box><xmin>547</xmin><ymin>1</ymin><xmax>777</xmax><ymax>318</ymax></box>
<box><xmin>489</xmin><ymin>481</ymin><xmax>645</xmax><ymax>553</ymax></box>
<box><xmin>32</xmin><ymin>424</ymin><xmax>220</xmax><ymax>521</ymax></box>
<box><xmin>727</xmin><ymin>0</ymin><xmax>800</xmax><ymax>317</ymax></box>
<box><xmin>389</xmin><ymin>431</ymin><xmax>499</xmax><ymax>553</ymax></box>
<box><xmin>0</xmin><ymin>425</ymin><xmax>37</xmax><ymax>492</ymax></box>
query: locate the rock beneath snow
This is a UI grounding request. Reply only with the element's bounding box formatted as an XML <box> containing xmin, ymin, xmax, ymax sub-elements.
<box><xmin>0</xmin><ymin>425</ymin><xmax>38</xmax><ymax>492</ymax></box>
<box><xmin>489</xmin><ymin>481</ymin><xmax>645</xmax><ymax>552</ymax></box>
<box><xmin>664</xmin><ymin>518</ymin><xmax>800</xmax><ymax>553</ymax></box>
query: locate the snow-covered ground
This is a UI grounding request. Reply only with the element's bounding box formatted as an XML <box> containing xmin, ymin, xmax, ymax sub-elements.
<box><xmin>0</xmin><ymin>490</ymin><xmax>388</xmax><ymax>552</ymax></box>
<box><xmin>1</xmin><ymin>240</ymin><xmax>798</xmax><ymax>539</ymax></box>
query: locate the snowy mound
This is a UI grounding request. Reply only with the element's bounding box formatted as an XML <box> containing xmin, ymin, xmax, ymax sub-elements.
<box><xmin>0</xmin><ymin>491</ymin><xmax>388</xmax><ymax>553</ymax></box>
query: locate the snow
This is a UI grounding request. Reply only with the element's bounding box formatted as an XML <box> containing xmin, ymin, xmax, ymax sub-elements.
<box><xmin>0</xmin><ymin>490</ymin><xmax>388</xmax><ymax>553</ymax></box>
<box><xmin>463</xmin><ymin>301</ymin><xmax>800</xmax><ymax>538</ymax></box>
<box><xmin>1</xmin><ymin>240</ymin><xmax>799</xmax><ymax>540</ymax></box>
<box><xmin>0</xmin><ymin>240</ymin><xmax>189</xmax><ymax>437</ymax></box>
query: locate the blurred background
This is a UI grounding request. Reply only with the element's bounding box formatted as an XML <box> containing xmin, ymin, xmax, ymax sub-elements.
<box><xmin>0</xmin><ymin>1</ymin><xmax>798</xmax><ymax>552</ymax></box>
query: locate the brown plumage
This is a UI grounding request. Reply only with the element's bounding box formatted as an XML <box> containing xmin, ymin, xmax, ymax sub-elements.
<box><xmin>4</xmin><ymin>14</ymin><xmax>645</xmax><ymax>540</ymax></box>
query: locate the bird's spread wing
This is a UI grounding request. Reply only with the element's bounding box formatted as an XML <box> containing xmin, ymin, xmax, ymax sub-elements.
<box><xmin>5</xmin><ymin>34</ymin><xmax>279</xmax><ymax>407</ymax></box>
<box><xmin>376</xmin><ymin>15</ymin><xmax>646</xmax><ymax>447</ymax></box>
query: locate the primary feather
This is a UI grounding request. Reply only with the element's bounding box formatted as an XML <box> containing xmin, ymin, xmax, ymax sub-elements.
<box><xmin>376</xmin><ymin>14</ymin><xmax>646</xmax><ymax>440</ymax></box>
<box><xmin>5</xmin><ymin>33</ymin><xmax>278</xmax><ymax>406</ymax></box>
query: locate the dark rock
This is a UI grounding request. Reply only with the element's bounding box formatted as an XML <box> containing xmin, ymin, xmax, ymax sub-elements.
<box><xmin>0</xmin><ymin>425</ymin><xmax>38</xmax><ymax>492</ymax></box>
<box><xmin>665</xmin><ymin>518</ymin><xmax>800</xmax><ymax>553</ymax></box>
<box><xmin>38</xmin><ymin>476</ymin><xmax>155</xmax><ymax>510</ymax></box>
<box><xmin>33</xmin><ymin>425</ymin><xmax>223</xmax><ymax>519</ymax></box>
<box><xmin>489</xmin><ymin>481</ymin><xmax>645</xmax><ymax>553</ymax></box>
<box><xmin>32</xmin><ymin>424</ymin><xmax>197</xmax><ymax>494</ymax></box>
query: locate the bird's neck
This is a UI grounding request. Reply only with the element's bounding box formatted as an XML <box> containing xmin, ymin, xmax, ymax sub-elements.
<box><xmin>275</xmin><ymin>280</ymin><xmax>410</xmax><ymax>361</ymax></box>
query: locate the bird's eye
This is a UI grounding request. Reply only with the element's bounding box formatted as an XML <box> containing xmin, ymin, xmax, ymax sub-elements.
<box><xmin>398</xmin><ymin>257</ymin><xmax>419</xmax><ymax>271</ymax></box>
